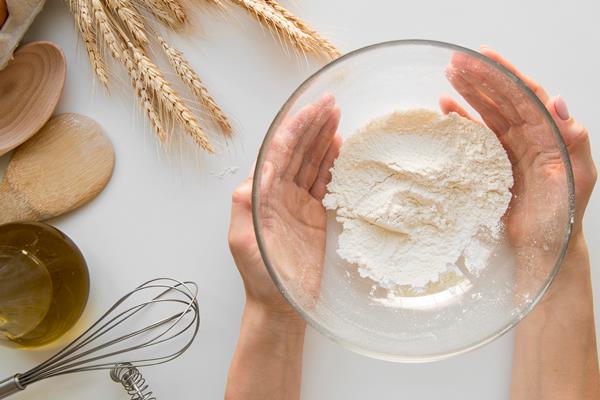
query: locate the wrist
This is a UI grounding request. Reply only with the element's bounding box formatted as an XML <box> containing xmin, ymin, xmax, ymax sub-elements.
<box><xmin>243</xmin><ymin>299</ymin><xmax>306</xmax><ymax>338</ymax></box>
<box><xmin>537</xmin><ymin>233</ymin><xmax>592</xmax><ymax>309</ymax></box>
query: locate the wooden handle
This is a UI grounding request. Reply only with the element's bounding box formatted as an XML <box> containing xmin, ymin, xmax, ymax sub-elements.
<box><xmin>0</xmin><ymin>181</ymin><xmax>39</xmax><ymax>224</ymax></box>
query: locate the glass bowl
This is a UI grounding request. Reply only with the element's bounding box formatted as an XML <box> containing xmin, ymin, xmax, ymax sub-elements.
<box><xmin>252</xmin><ymin>40</ymin><xmax>575</xmax><ymax>362</ymax></box>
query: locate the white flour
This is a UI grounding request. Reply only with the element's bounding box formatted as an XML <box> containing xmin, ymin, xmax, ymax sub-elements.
<box><xmin>323</xmin><ymin>109</ymin><xmax>513</xmax><ymax>289</ymax></box>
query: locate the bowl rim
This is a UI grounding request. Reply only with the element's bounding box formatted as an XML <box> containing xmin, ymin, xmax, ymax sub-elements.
<box><xmin>252</xmin><ymin>39</ymin><xmax>576</xmax><ymax>362</ymax></box>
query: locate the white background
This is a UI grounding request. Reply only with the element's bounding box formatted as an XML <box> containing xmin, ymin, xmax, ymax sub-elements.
<box><xmin>1</xmin><ymin>0</ymin><xmax>599</xmax><ymax>399</ymax></box>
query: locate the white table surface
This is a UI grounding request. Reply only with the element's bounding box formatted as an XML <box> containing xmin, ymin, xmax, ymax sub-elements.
<box><xmin>1</xmin><ymin>0</ymin><xmax>599</xmax><ymax>398</ymax></box>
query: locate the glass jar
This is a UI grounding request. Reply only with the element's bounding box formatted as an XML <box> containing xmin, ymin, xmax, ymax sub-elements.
<box><xmin>0</xmin><ymin>222</ymin><xmax>89</xmax><ymax>348</ymax></box>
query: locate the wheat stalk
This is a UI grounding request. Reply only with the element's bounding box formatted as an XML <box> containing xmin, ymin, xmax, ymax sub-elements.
<box><xmin>104</xmin><ymin>0</ymin><xmax>149</xmax><ymax>45</ymax></box>
<box><xmin>66</xmin><ymin>0</ymin><xmax>339</xmax><ymax>153</ymax></box>
<box><xmin>263</xmin><ymin>0</ymin><xmax>340</xmax><ymax>60</ymax></box>
<box><xmin>70</xmin><ymin>0</ymin><xmax>109</xmax><ymax>86</ymax></box>
<box><xmin>129</xmin><ymin>44</ymin><xmax>214</xmax><ymax>152</ymax></box>
<box><xmin>159</xmin><ymin>36</ymin><xmax>232</xmax><ymax>136</ymax></box>
<box><xmin>230</xmin><ymin>0</ymin><xmax>318</xmax><ymax>56</ymax></box>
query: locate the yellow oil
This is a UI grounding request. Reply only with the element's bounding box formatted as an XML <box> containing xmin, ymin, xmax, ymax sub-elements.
<box><xmin>0</xmin><ymin>222</ymin><xmax>89</xmax><ymax>348</ymax></box>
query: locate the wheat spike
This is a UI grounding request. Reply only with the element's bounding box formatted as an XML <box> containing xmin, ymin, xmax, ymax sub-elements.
<box><xmin>263</xmin><ymin>0</ymin><xmax>340</xmax><ymax>60</ymax></box>
<box><xmin>129</xmin><ymin>44</ymin><xmax>214</xmax><ymax>152</ymax></box>
<box><xmin>138</xmin><ymin>0</ymin><xmax>177</xmax><ymax>27</ymax></box>
<box><xmin>91</xmin><ymin>0</ymin><xmax>167</xmax><ymax>140</ymax></box>
<box><xmin>91</xmin><ymin>0</ymin><xmax>123</xmax><ymax>60</ymax></box>
<box><xmin>159</xmin><ymin>37</ymin><xmax>232</xmax><ymax>136</ymax></box>
<box><xmin>104</xmin><ymin>0</ymin><xmax>149</xmax><ymax>45</ymax></box>
<box><xmin>122</xmin><ymin>49</ymin><xmax>168</xmax><ymax>141</ymax></box>
<box><xmin>159</xmin><ymin>0</ymin><xmax>187</xmax><ymax>24</ymax></box>
<box><xmin>231</xmin><ymin>0</ymin><xmax>317</xmax><ymax>56</ymax></box>
<box><xmin>69</xmin><ymin>0</ymin><xmax>109</xmax><ymax>86</ymax></box>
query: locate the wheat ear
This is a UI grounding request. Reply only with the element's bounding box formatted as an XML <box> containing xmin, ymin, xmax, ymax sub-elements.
<box><xmin>69</xmin><ymin>0</ymin><xmax>109</xmax><ymax>86</ymax></box>
<box><xmin>159</xmin><ymin>37</ymin><xmax>232</xmax><ymax>136</ymax></box>
<box><xmin>129</xmin><ymin>44</ymin><xmax>214</xmax><ymax>152</ymax></box>
<box><xmin>263</xmin><ymin>0</ymin><xmax>340</xmax><ymax>60</ymax></box>
<box><xmin>104</xmin><ymin>0</ymin><xmax>149</xmax><ymax>45</ymax></box>
<box><xmin>230</xmin><ymin>0</ymin><xmax>317</xmax><ymax>56</ymax></box>
<box><xmin>159</xmin><ymin>0</ymin><xmax>187</xmax><ymax>24</ymax></box>
<box><xmin>122</xmin><ymin>49</ymin><xmax>168</xmax><ymax>141</ymax></box>
<box><xmin>138</xmin><ymin>0</ymin><xmax>177</xmax><ymax>27</ymax></box>
<box><xmin>91</xmin><ymin>0</ymin><xmax>123</xmax><ymax>60</ymax></box>
<box><xmin>98</xmin><ymin>7</ymin><xmax>167</xmax><ymax>140</ymax></box>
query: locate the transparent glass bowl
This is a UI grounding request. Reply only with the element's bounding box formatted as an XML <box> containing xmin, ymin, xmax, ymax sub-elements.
<box><xmin>252</xmin><ymin>40</ymin><xmax>575</xmax><ymax>362</ymax></box>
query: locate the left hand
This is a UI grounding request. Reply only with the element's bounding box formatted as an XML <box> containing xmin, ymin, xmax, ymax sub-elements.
<box><xmin>228</xmin><ymin>94</ymin><xmax>341</xmax><ymax>320</ymax></box>
<box><xmin>440</xmin><ymin>46</ymin><xmax>596</xmax><ymax>252</ymax></box>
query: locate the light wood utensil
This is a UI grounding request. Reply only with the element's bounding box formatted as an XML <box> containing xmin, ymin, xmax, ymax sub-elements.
<box><xmin>0</xmin><ymin>41</ymin><xmax>66</xmax><ymax>156</ymax></box>
<box><xmin>0</xmin><ymin>113</ymin><xmax>115</xmax><ymax>224</ymax></box>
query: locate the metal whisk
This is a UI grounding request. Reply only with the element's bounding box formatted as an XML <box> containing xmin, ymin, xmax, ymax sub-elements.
<box><xmin>0</xmin><ymin>278</ymin><xmax>200</xmax><ymax>399</ymax></box>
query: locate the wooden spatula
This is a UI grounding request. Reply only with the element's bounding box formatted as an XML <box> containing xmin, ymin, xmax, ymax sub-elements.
<box><xmin>0</xmin><ymin>41</ymin><xmax>66</xmax><ymax>156</ymax></box>
<box><xmin>0</xmin><ymin>113</ymin><xmax>115</xmax><ymax>224</ymax></box>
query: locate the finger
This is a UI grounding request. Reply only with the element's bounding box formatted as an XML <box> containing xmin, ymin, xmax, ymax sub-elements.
<box><xmin>446</xmin><ymin>67</ymin><xmax>510</xmax><ymax>134</ymax></box>
<box><xmin>548</xmin><ymin>96</ymin><xmax>591</xmax><ymax>148</ymax></box>
<box><xmin>296</xmin><ymin>106</ymin><xmax>341</xmax><ymax>189</ymax></box>
<box><xmin>266</xmin><ymin>102</ymin><xmax>319</xmax><ymax>178</ymax></box>
<box><xmin>450</xmin><ymin>52</ymin><xmax>527</xmax><ymax>126</ymax></box>
<box><xmin>284</xmin><ymin>94</ymin><xmax>336</xmax><ymax>180</ymax></box>
<box><xmin>480</xmin><ymin>45</ymin><xmax>550</xmax><ymax>103</ymax></box>
<box><xmin>310</xmin><ymin>135</ymin><xmax>342</xmax><ymax>201</ymax></box>
<box><xmin>439</xmin><ymin>95</ymin><xmax>477</xmax><ymax>121</ymax></box>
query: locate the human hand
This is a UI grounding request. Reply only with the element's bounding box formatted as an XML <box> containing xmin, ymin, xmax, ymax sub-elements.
<box><xmin>441</xmin><ymin>46</ymin><xmax>596</xmax><ymax>255</ymax></box>
<box><xmin>228</xmin><ymin>94</ymin><xmax>341</xmax><ymax>322</ymax></box>
<box><xmin>458</xmin><ymin>49</ymin><xmax>600</xmax><ymax>400</ymax></box>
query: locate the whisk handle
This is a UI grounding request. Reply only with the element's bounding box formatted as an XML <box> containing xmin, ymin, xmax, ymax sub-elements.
<box><xmin>0</xmin><ymin>375</ymin><xmax>24</xmax><ymax>399</ymax></box>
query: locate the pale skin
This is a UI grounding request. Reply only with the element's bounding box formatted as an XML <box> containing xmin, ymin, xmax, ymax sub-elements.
<box><xmin>226</xmin><ymin>47</ymin><xmax>599</xmax><ymax>400</ymax></box>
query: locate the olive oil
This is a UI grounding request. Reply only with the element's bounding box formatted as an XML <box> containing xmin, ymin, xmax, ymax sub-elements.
<box><xmin>0</xmin><ymin>223</ymin><xmax>89</xmax><ymax>348</ymax></box>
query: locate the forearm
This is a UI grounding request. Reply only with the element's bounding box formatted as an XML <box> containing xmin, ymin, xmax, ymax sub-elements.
<box><xmin>225</xmin><ymin>301</ymin><xmax>306</xmax><ymax>400</ymax></box>
<box><xmin>511</xmin><ymin>234</ymin><xmax>600</xmax><ymax>399</ymax></box>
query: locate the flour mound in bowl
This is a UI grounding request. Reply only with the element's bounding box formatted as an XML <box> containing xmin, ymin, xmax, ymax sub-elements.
<box><xmin>323</xmin><ymin>109</ymin><xmax>514</xmax><ymax>289</ymax></box>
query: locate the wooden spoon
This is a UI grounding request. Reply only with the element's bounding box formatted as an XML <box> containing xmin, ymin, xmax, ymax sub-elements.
<box><xmin>0</xmin><ymin>41</ymin><xmax>66</xmax><ymax>156</ymax></box>
<box><xmin>0</xmin><ymin>113</ymin><xmax>115</xmax><ymax>224</ymax></box>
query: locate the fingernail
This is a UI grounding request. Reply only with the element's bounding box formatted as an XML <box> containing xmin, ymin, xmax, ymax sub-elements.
<box><xmin>554</xmin><ymin>96</ymin><xmax>570</xmax><ymax>121</ymax></box>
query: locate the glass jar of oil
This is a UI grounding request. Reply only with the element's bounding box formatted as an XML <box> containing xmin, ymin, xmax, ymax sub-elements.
<box><xmin>0</xmin><ymin>222</ymin><xmax>89</xmax><ymax>348</ymax></box>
